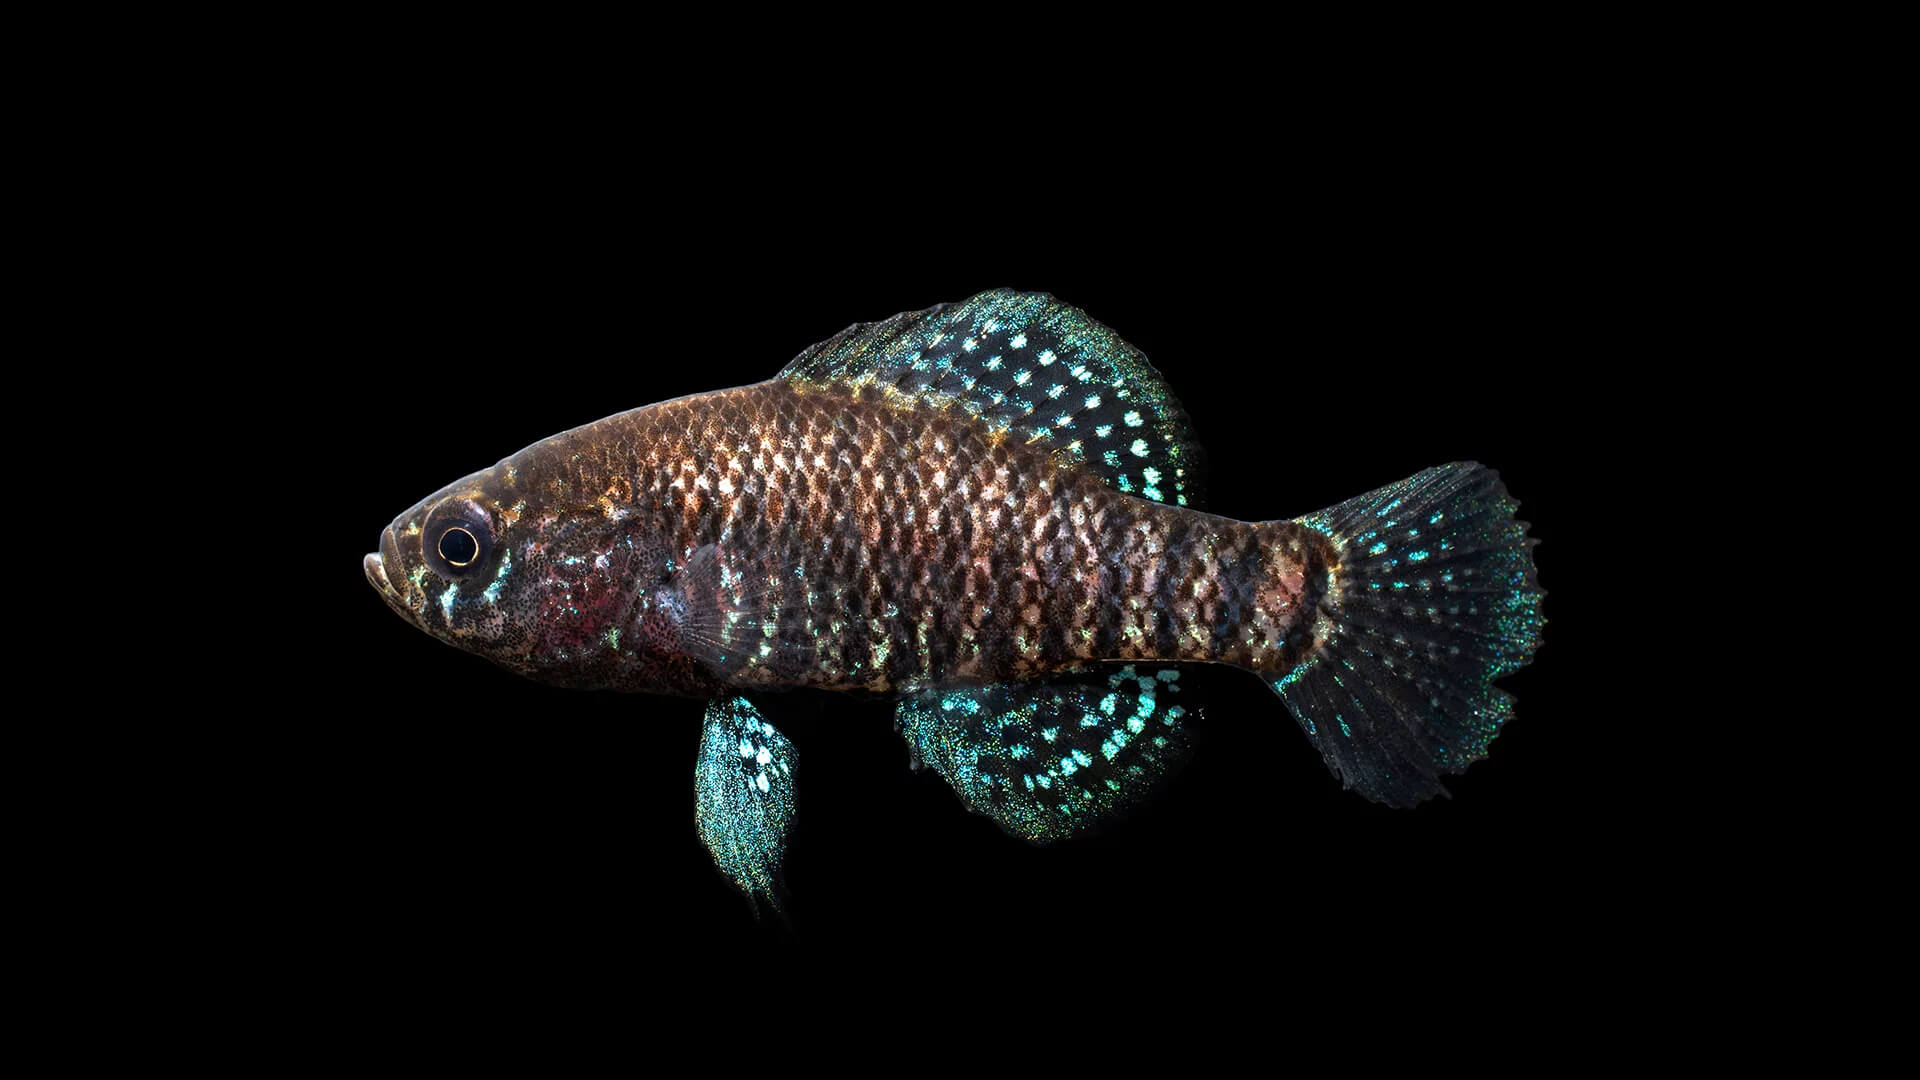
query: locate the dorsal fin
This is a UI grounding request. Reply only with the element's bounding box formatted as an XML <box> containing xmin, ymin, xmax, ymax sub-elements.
<box><xmin>778</xmin><ymin>290</ymin><xmax>1207</xmax><ymax>509</ymax></box>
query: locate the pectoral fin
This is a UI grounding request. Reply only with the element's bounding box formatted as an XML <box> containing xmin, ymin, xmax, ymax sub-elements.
<box><xmin>895</xmin><ymin>666</ymin><xmax>1195</xmax><ymax>844</ymax></box>
<box><xmin>694</xmin><ymin>695</ymin><xmax>795</xmax><ymax>914</ymax></box>
<box><xmin>668</xmin><ymin>544</ymin><xmax>818</xmax><ymax>682</ymax></box>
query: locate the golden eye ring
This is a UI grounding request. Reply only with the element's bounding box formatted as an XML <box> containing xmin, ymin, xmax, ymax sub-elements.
<box><xmin>439</xmin><ymin>526</ymin><xmax>480</xmax><ymax>567</ymax></box>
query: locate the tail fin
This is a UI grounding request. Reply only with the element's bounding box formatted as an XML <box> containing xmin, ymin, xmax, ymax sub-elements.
<box><xmin>1271</xmin><ymin>463</ymin><xmax>1544</xmax><ymax>807</ymax></box>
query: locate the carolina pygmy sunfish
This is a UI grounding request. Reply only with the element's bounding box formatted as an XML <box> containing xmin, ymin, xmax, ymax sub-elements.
<box><xmin>364</xmin><ymin>289</ymin><xmax>1545</xmax><ymax>909</ymax></box>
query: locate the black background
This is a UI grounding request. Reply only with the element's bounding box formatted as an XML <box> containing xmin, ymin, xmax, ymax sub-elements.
<box><xmin>242</xmin><ymin>130</ymin><xmax>1643</xmax><ymax>1005</ymax></box>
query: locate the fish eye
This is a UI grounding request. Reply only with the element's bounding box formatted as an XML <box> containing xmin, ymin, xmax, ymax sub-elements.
<box><xmin>422</xmin><ymin>499</ymin><xmax>495</xmax><ymax>578</ymax></box>
<box><xmin>438</xmin><ymin>527</ymin><xmax>480</xmax><ymax>567</ymax></box>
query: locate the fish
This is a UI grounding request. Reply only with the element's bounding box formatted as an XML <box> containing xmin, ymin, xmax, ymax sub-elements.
<box><xmin>363</xmin><ymin>289</ymin><xmax>1545</xmax><ymax>911</ymax></box>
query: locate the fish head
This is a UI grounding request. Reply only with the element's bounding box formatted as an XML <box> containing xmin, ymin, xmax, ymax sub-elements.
<box><xmin>364</xmin><ymin>435</ymin><xmax>698</xmax><ymax>693</ymax></box>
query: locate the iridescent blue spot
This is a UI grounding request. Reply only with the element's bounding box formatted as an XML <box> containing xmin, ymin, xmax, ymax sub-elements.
<box><xmin>482</xmin><ymin>548</ymin><xmax>512</xmax><ymax>605</ymax></box>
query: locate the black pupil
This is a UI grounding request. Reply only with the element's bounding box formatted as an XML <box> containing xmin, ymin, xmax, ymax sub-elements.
<box><xmin>439</xmin><ymin>527</ymin><xmax>479</xmax><ymax>566</ymax></box>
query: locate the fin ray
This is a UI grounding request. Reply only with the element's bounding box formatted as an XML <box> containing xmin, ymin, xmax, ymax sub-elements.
<box><xmin>1272</xmin><ymin>462</ymin><xmax>1544</xmax><ymax>807</ymax></box>
<box><xmin>694</xmin><ymin>695</ymin><xmax>796</xmax><ymax>915</ymax></box>
<box><xmin>669</xmin><ymin>544</ymin><xmax>819</xmax><ymax>680</ymax></box>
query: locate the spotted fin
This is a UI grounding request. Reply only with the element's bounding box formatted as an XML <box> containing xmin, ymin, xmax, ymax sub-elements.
<box><xmin>895</xmin><ymin>665</ymin><xmax>1195</xmax><ymax>844</ymax></box>
<box><xmin>1273</xmin><ymin>463</ymin><xmax>1545</xmax><ymax>807</ymax></box>
<box><xmin>779</xmin><ymin>289</ymin><xmax>1206</xmax><ymax>509</ymax></box>
<box><xmin>694</xmin><ymin>695</ymin><xmax>796</xmax><ymax>914</ymax></box>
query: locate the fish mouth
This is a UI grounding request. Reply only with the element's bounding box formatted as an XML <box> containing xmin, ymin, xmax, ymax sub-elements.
<box><xmin>365</xmin><ymin>527</ymin><xmax>407</xmax><ymax>609</ymax></box>
<box><xmin>364</xmin><ymin>551</ymin><xmax>393</xmax><ymax>593</ymax></box>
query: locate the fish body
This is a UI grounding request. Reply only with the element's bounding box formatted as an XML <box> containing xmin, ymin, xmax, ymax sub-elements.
<box><xmin>365</xmin><ymin>290</ymin><xmax>1545</xmax><ymax>908</ymax></box>
<box><xmin>369</xmin><ymin>377</ymin><xmax>1322</xmax><ymax>697</ymax></box>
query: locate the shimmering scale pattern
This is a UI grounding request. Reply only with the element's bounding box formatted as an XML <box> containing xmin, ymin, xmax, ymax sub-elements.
<box><xmin>1279</xmin><ymin>463</ymin><xmax>1545</xmax><ymax>807</ymax></box>
<box><xmin>364</xmin><ymin>293</ymin><xmax>1328</xmax><ymax>705</ymax></box>
<box><xmin>541</xmin><ymin>378</ymin><xmax>1328</xmax><ymax>695</ymax></box>
<box><xmin>694</xmin><ymin>696</ymin><xmax>795</xmax><ymax>913</ymax></box>
<box><xmin>896</xmin><ymin>665</ymin><xmax>1194</xmax><ymax>844</ymax></box>
<box><xmin>364</xmin><ymin>290</ymin><xmax>1325</xmax><ymax>701</ymax></box>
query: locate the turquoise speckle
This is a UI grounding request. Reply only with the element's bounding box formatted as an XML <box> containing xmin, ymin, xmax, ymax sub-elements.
<box><xmin>892</xmin><ymin>670</ymin><xmax>1195</xmax><ymax>845</ymax></box>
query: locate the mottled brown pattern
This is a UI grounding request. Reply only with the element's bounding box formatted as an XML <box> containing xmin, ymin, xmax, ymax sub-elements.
<box><xmin>424</xmin><ymin>379</ymin><xmax>1334</xmax><ymax>696</ymax></box>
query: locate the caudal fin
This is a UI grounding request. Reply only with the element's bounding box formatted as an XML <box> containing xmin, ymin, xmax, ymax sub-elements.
<box><xmin>1271</xmin><ymin>463</ymin><xmax>1544</xmax><ymax>807</ymax></box>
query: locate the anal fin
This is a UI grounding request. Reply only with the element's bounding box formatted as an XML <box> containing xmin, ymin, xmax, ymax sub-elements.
<box><xmin>895</xmin><ymin>666</ymin><xmax>1195</xmax><ymax>844</ymax></box>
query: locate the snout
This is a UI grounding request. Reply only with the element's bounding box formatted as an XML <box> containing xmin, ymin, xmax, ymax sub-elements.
<box><xmin>364</xmin><ymin>526</ymin><xmax>407</xmax><ymax>609</ymax></box>
<box><xmin>364</xmin><ymin>551</ymin><xmax>391</xmax><ymax>592</ymax></box>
